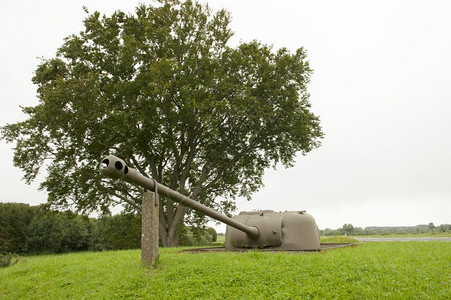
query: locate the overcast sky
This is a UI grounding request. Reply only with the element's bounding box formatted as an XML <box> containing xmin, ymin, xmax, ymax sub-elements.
<box><xmin>1</xmin><ymin>0</ymin><xmax>450</xmax><ymax>230</ymax></box>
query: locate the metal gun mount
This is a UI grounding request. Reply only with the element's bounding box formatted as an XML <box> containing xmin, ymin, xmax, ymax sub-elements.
<box><xmin>100</xmin><ymin>155</ymin><xmax>320</xmax><ymax>251</ymax></box>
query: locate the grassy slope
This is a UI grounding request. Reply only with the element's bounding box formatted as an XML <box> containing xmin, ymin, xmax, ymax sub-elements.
<box><xmin>1</xmin><ymin>242</ymin><xmax>450</xmax><ymax>299</ymax></box>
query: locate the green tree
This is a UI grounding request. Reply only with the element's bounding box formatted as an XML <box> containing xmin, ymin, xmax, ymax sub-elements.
<box><xmin>206</xmin><ymin>227</ymin><xmax>217</xmax><ymax>242</ymax></box>
<box><xmin>437</xmin><ymin>224</ymin><xmax>451</xmax><ymax>233</ymax></box>
<box><xmin>59</xmin><ymin>211</ymin><xmax>90</xmax><ymax>252</ymax></box>
<box><xmin>25</xmin><ymin>208</ymin><xmax>90</xmax><ymax>253</ymax></box>
<box><xmin>87</xmin><ymin>218</ymin><xmax>108</xmax><ymax>251</ymax></box>
<box><xmin>341</xmin><ymin>224</ymin><xmax>355</xmax><ymax>235</ymax></box>
<box><xmin>178</xmin><ymin>225</ymin><xmax>215</xmax><ymax>246</ymax></box>
<box><xmin>25</xmin><ymin>210</ymin><xmax>66</xmax><ymax>253</ymax></box>
<box><xmin>0</xmin><ymin>203</ymin><xmax>37</xmax><ymax>253</ymax></box>
<box><xmin>99</xmin><ymin>213</ymin><xmax>141</xmax><ymax>250</ymax></box>
<box><xmin>1</xmin><ymin>0</ymin><xmax>323</xmax><ymax>246</ymax></box>
<box><xmin>320</xmin><ymin>228</ymin><xmax>335</xmax><ymax>236</ymax></box>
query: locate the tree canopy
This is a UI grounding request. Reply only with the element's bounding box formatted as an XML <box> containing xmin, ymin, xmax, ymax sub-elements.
<box><xmin>1</xmin><ymin>0</ymin><xmax>323</xmax><ymax>246</ymax></box>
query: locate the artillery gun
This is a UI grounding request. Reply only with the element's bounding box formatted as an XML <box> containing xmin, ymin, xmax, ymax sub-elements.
<box><xmin>100</xmin><ymin>155</ymin><xmax>320</xmax><ymax>251</ymax></box>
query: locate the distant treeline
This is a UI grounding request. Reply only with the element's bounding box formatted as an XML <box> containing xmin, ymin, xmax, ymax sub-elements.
<box><xmin>0</xmin><ymin>203</ymin><xmax>217</xmax><ymax>255</ymax></box>
<box><xmin>320</xmin><ymin>223</ymin><xmax>451</xmax><ymax>236</ymax></box>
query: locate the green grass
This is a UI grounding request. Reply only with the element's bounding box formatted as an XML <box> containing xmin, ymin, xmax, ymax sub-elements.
<box><xmin>1</xmin><ymin>242</ymin><xmax>450</xmax><ymax>299</ymax></box>
<box><xmin>216</xmin><ymin>234</ymin><xmax>226</xmax><ymax>243</ymax></box>
<box><xmin>352</xmin><ymin>232</ymin><xmax>451</xmax><ymax>238</ymax></box>
<box><xmin>320</xmin><ymin>235</ymin><xmax>358</xmax><ymax>244</ymax></box>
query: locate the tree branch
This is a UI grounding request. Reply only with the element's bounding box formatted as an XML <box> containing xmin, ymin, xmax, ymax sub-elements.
<box><xmin>142</xmin><ymin>150</ymin><xmax>159</xmax><ymax>182</ymax></box>
<box><xmin>130</xmin><ymin>154</ymin><xmax>150</xmax><ymax>178</ymax></box>
<box><xmin>94</xmin><ymin>180</ymin><xmax>141</xmax><ymax>211</ymax></box>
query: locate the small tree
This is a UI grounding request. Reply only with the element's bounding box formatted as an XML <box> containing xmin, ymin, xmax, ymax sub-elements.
<box><xmin>340</xmin><ymin>224</ymin><xmax>355</xmax><ymax>235</ymax></box>
<box><xmin>428</xmin><ymin>222</ymin><xmax>435</xmax><ymax>234</ymax></box>
<box><xmin>206</xmin><ymin>227</ymin><xmax>217</xmax><ymax>242</ymax></box>
<box><xmin>1</xmin><ymin>0</ymin><xmax>323</xmax><ymax>246</ymax></box>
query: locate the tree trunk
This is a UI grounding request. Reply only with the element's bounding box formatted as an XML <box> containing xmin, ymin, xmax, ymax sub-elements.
<box><xmin>161</xmin><ymin>229</ymin><xmax>179</xmax><ymax>247</ymax></box>
<box><xmin>159</xmin><ymin>204</ymin><xmax>188</xmax><ymax>247</ymax></box>
<box><xmin>160</xmin><ymin>222</ymin><xmax>180</xmax><ymax>247</ymax></box>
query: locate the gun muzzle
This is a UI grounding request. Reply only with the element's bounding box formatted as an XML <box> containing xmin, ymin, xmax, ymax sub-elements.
<box><xmin>100</xmin><ymin>155</ymin><xmax>129</xmax><ymax>179</ymax></box>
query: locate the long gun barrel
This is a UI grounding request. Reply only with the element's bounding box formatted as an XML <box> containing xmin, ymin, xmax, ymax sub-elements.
<box><xmin>100</xmin><ymin>155</ymin><xmax>260</xmax><ymax>240</ymax></box>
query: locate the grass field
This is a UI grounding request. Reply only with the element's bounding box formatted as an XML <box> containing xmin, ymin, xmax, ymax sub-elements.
<box><xmin>1</xmin><ymin>242</ymin><xmax>450</xmax><ymax>299</ymax></box>
<box><xmin>351</xmin><ymin>232</ymin><xmax>451</xmax><ymax>238</ymax></box>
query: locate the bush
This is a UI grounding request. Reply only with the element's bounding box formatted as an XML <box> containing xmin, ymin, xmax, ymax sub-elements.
<box><xmin>0</xmin><ymin>203</ymin><xmax>37</xmax><ymax>253</ymax></box>
<box><xmin>0</xmin><ymin>253</ymin><xmax>19</xmax><ymax>269</ymax></box>
<box><xmin>25</xmin><ymin>209</ymin><xmax>90</xmax><ymax>254</ymax></box>
<box><xmin>1</xmin><ymin>203</ymin><xmax>223</xmax><ymax>253</ymax></box>
<box><xmin>206</xmin><ymin>227</ymin><xmax>218</xmax><ymax>242</ymax></box>
<box><xmin>87</xmin><ymin>219</ymin><xmax>109</xmax><ymax>251</ymax></box>
<box><xmin>98</xmin><ymin>213</ymin><xmax>141</xmax><ymax>250</ymax></box>
<box><xmin>178</xmin><ymin>225</ymin><xmax>216</xmax><ymax>246</ymax></box>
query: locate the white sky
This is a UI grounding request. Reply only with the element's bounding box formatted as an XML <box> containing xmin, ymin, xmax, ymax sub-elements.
<box><xmin>1</xmin><ymin>0</ymin><xmax>450</xmax><ymax>230</ymax></box>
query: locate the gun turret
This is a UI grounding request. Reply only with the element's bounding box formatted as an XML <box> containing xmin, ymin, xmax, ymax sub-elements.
<box><xmin>100</xmin><ymin>155</ymin><xmax>320</xmax><ymax>251</ymax></box>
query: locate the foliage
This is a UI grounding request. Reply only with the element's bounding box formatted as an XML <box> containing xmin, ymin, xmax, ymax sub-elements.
<box><xmin>0</xmin><ymin>203</ymin><xmax>38</xmax><ymax>253</ymax></box>
<box><xmin>206</xmin><ymin>227</ymin><xmax>217</xmax><ymax>242</ymax></box>
<box><xmin>1</xmin><ymin>243</ymin><xmax>450</xmax><ymax>299</ymax></box>
<box><xmin>0</xmin><ymin>203</ymin><xmax>217</xmax><ymax>254</ymax></box>
<box><xmin>438</xmin><ymin>224</ymin><xmax>451</xmax><ymax>233</ymax></box>
<box><xmin>95</xmin><ymin>213</ymin><xmax>142</xmax><ymax>250</ymax></box>
<box><xmin>0</xmin><ymin>203</ymin><xmax>94</xmax><ymax>254</ymax></box>
<box><xmin>25</xmin><ymin>209</ymin><xmax>90</xmax><ymax>253</ymax></box>
<box><xmin>0</xmin><ymin>253</ymin><xmax>19</xmax><ymax>269</ymax></box>
<box><xmin>428</xmin><ymin>222</ymin><xmax>435</xmax><ymax>234</ymax></box>
<box><xmin>178</xmin><ymin>225</ymin><xmax>217</xmax><ymax>246</ymax></box>
<box><xmin>321</xmin><ymin>223</ymin><xmax>451</xmax><ymax>236</ymax></box>
<box><xmin>0</xmin><ymin>0</ymin><xmax>323</xmax><ymax>246</ymax></box>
